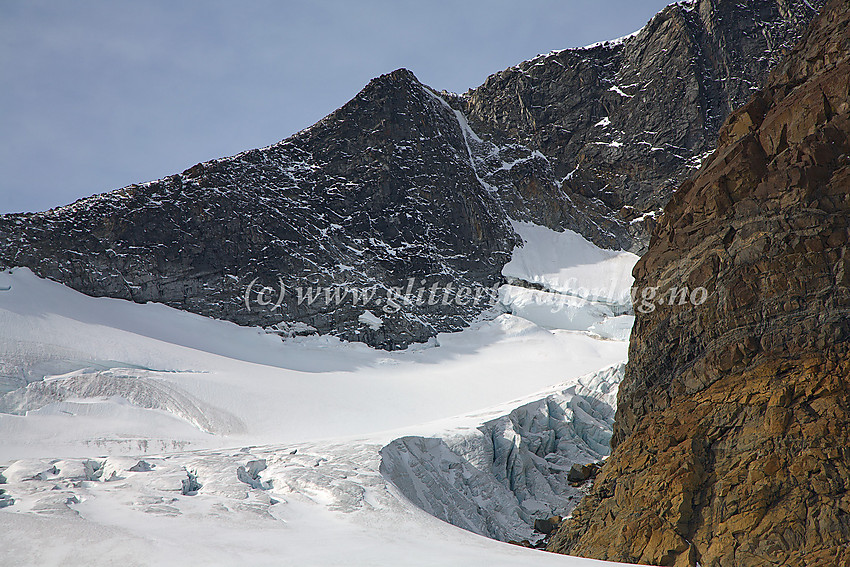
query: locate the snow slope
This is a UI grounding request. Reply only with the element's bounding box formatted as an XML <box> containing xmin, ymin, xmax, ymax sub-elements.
<box><xmin>0</xmin><ymin>267</ymin><xmax>626</xmax><ymax>458</ymax></box>
<box><xmin>502</xmin><ymin>221</ymin><xmax>638</xmax><ymax>302</ymax></box>
<box><xmin>499</xmin><ymin>221</ymin><xmax>638</xmax><ymax>340</ymax></box>
<box><xmin>0</xmin><ymin>223</ymin><xmax>642</xmax><ymax>566</ymax></box>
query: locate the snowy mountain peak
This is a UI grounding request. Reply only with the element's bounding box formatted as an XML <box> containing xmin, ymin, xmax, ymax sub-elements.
<box><xmin>0</xmin><ymin>0</ymin><xmax>823</xmax><ymax>351</ymax></box>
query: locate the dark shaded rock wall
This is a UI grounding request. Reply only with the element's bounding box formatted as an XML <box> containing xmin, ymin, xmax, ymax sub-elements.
<box><xmin>463</xmin><ymin>0</ymin><xmax>824</xmax><ymax>253</ymax></box>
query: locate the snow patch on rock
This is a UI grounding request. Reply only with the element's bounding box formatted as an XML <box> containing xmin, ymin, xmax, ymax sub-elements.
<box><xmin>358</xmin><ymin>310</ymin><xmax>384</xmax><ymax>330</ymax></box>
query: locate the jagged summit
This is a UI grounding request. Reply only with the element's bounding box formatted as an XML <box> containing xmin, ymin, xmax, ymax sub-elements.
<box><xmin>0</xmin><ymin>0</ymin><xmax>824</xmax><ymax>349</ymax></box>
<box><xmin>361</xmin><ymin>67</ymin><xmax>421</xmax><ymax>90</ymax></box>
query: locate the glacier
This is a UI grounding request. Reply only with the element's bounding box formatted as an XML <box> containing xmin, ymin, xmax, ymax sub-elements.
<box><xmin>0</xmin><ymin>222</ymin><xmax>640</xmax><ymax>566</ymax></box>
<box><xmin>380</xmin><ymin>363</ymin><xmax>623</xmax><ymax>542</ymax></box>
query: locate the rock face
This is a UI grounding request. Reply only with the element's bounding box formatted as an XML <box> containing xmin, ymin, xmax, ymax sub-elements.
<box><xmin>0</xmin><ymin>1</ymin><xmax>822</xmax><ymax>348</ymax></box>
<box><xmin>0</xmin><ymin>70</ymin><xmax>567</xmax><ymax>349</ymax></box>
<box><xmin>463</xmin><ymin>0</ymin><xmax>824</xmax><ymax>253</ymax></box>
<box><xmin>548</xmin><ymin>1</ymin><xmax>850</xmax><ymax>565</ymax></box>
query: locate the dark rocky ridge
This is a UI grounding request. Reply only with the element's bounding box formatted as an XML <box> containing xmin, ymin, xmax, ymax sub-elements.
<box><xmin>0</xmin><ymin>70</ymin><xmax>569</xmax><ymax>349</ymax></box>
<box><xmin>0</xmin><ymin>0</ymin><xmax>823</xmax><ymax>348</ymax></box>
<box><xmin>549</xmin><ymin>0</ymin><xmax>850</xmax><ymax>564</ymax></box>
<box><xmin>462</xmin><ymin>0</ymin><xmax>825</xmax><ymax>253</ymax></box>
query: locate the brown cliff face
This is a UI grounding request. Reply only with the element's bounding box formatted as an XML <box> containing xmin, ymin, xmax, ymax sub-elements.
<box><xmin>549</xmin><ymin>1</ymin><xmax>850</xmax><ymax>565</ymax></box>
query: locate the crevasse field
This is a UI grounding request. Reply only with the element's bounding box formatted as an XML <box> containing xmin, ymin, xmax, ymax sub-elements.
<box><xmin>0</xmin><ymin>223</ymin><xmax>641</xmax><ymax>566</ymax></box>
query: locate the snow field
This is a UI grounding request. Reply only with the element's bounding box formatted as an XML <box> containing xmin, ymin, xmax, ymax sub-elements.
<box><xmin>0</xmin><ymin>222</ymin><xmax>641</xmax><ymax>566</ymax></box>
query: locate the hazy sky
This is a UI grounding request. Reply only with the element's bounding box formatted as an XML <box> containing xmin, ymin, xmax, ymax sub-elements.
<box><xmin>1</xmin><ymin>0</ymin><xmax>671</xmax><ymax>214</ymax></box>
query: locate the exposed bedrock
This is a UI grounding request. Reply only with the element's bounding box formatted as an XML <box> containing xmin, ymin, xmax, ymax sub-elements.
<box><xmin>549</xmin><ymin>1</ymin><xmax>850</xmax><ymax>565</ymax></box>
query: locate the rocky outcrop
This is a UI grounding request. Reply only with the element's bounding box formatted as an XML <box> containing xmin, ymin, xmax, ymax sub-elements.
<box><xmin>462</xmin><ymin>0</ymin><xmax>823</xmax><ymax>252</ymax></box>
<box><xmin>549</xmin><ymin>1</ymin><xmax>850</xmax><ymax>564</ymax></box>
<box><xmin>0</xmin><ymin>1</ymin><xmax>823</xmax><ymax>349</ymax></box>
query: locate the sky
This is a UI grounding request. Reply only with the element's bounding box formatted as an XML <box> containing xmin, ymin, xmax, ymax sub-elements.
<box><xmin>0</xmin><ymin>0</ymin><xmax>672</xmax><ymax>214</ymax></box>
